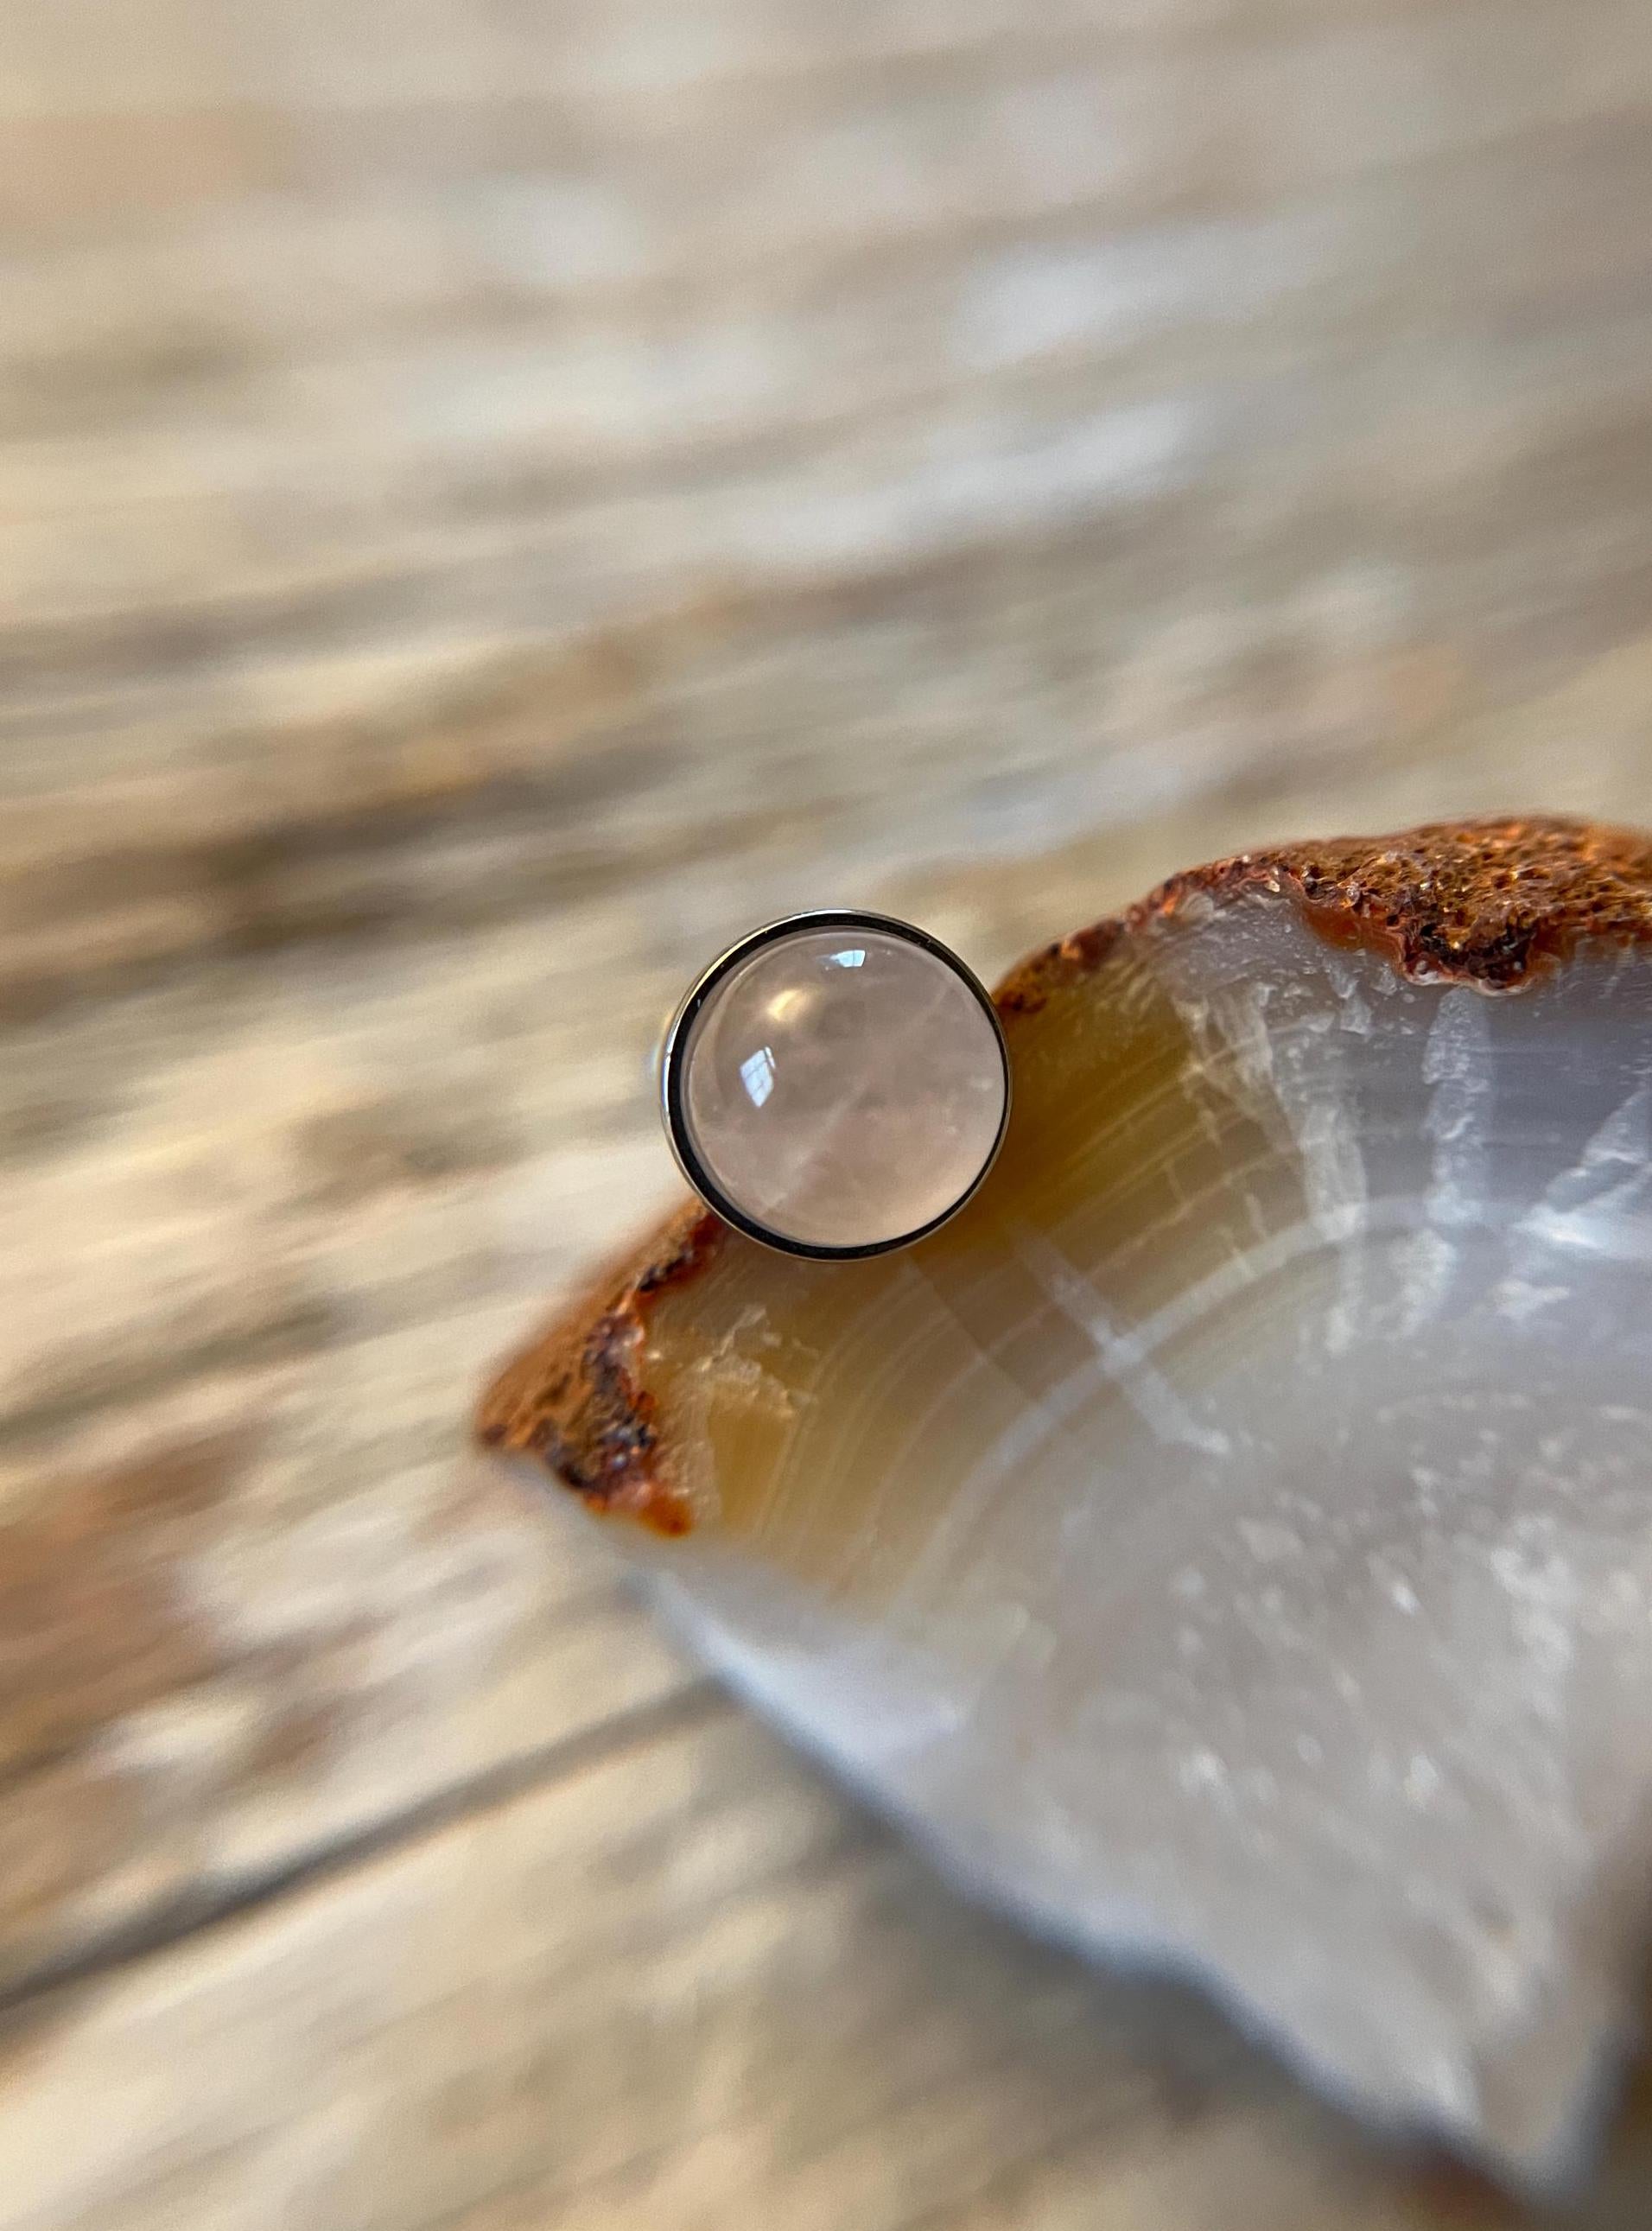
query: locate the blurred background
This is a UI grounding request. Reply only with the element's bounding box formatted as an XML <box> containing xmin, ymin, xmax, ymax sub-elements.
<box><xmin>5</xmin><ymin>3</ymin><xmax>1652</xmax><ymax>2226</ymax></box>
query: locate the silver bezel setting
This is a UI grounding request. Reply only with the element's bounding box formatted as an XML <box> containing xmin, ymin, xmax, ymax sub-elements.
<box><xmin>658</xmin><ymin>909</ymin><xmax>1012</xmax><ymax>1261</ymax></box>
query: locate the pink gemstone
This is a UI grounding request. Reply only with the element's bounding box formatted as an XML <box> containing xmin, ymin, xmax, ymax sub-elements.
<box><xmin>678</xmin><ymin>925</ymin><xmax>1007</xmax><ymax>1252</ymax></box>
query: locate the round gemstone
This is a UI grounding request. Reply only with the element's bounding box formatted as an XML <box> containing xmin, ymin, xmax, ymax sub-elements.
<box><xmin>675</xmin><ymin>922</ymin><xmax>1008</xmax><ymax>1254</ymax></box>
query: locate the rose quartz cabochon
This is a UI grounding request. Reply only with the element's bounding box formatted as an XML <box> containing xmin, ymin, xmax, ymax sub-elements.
<box><xmin>679</xmin><ymin>925</ymin><xmax>1006</xmax><ymax>1250</ymax></box>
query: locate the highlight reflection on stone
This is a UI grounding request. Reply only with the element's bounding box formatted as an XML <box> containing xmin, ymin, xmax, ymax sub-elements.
<box><xmin>480</xmin><ymin>818</ymin><xmax>1652</xmax><ymax>2183</ymax></box>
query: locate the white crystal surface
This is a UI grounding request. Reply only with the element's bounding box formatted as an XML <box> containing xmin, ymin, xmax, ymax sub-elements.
<box><xmin>633</xmin><ymin>902</ymin><xmax>1652</xmax><ymax>2181</ymax></box>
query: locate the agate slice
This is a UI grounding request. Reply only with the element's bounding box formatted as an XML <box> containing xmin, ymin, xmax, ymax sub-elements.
<box><xmin>479</xmin><ymin>817</ymin><xmax>1652</xmax><ymax>2182</ymax></box>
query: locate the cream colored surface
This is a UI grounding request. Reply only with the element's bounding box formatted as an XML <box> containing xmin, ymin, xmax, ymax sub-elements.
<box><xmin>5</xmin><ymin>0</ymin><xmax>1652</xmax><ymax>2221</ymax></box>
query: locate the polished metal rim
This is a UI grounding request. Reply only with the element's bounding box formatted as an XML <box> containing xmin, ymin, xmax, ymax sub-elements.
<box><xmin>658</xmin><ymin>908</ymin><xmax>1011</xmax><ymax>1261</ymax></box>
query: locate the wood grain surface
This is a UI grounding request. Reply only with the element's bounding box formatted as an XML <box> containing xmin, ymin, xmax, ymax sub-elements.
<box><xmin>5</xmin><ymin>1</ymin><xmax>1652</xmax><ymax>2224</ymax></box>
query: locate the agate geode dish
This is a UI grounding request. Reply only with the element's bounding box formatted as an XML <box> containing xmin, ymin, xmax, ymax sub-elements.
<box><xmin>479</xmin><ymin>817</ymin><xmax>1652</xmax><ymax>2183</ymax></box>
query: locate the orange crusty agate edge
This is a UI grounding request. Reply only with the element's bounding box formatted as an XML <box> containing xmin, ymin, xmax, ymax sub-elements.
<box><xmin>476</xmin><ymin>814</ymin><xmax>1652</xmax><ymax>1535</ymax></box>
